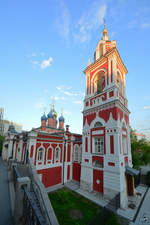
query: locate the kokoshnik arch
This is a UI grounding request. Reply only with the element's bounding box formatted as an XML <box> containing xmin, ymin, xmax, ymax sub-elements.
<box><xmin>2</xmin><ymin>23</ymin><xmax>137</xmax><ymax>208</ymax></box>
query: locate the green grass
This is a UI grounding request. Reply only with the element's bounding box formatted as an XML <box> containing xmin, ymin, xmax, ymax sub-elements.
<box><xmin>48</xmin><ymin>188</ymin><xmax>121</xmax><ymax>225</ymax></box>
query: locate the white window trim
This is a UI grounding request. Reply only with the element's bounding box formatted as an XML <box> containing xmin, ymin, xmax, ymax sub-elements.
<box><xmin>93</xmin><ymin>136</ymin><xmax>104</xmax><ymax>154</ymax></box>
<box><xmin>55</xmin><ymin>147</ymin><xmax>60</xmax><ymax>162</ymax></box>
<box><xmin>47</xmin><ymin>147</ymin><xmax>53</xmax><ymax>164</ymax></box>
<box><xmin>74</xmin><ymin>144</ymin><xmax>79</xmax><ymax>162</ymax></box>
<box><xmin>37</xmin><ymin>147</ymin><xmax>44</xmax><ymax>162</ymax></box>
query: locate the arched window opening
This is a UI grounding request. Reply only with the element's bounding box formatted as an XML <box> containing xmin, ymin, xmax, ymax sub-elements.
<box><xmin>47</xmin><ymin>148</ymin><xmax>52</xmax><ymax>161</ymax></box>
<box><xmin>74</xmin><ymin>145</ymin><xmax>79</xmax><ymax>161</ymax></box>
<box><xmin>117</xmin><ymin>72</ymin><xmax>122</xmax><ymax>90</ymax></box>
<box><xmin>93</xmin><ymin>160</ymin><xmax>103</xmax><ymax>168</ymax></box>
<box><xmin>38</xmin><ymin>148</ymin><xmax>44</xmax><ymax>161</ymax></box>
<box><xmin>95</xmin><ymin>72</ymin><xmax>105</xmax><ymax>94</ymax></box>
<box><xmin>94</xmin><ymin>122</ymin><xmax>103</xmax><ymax>128</ymax></box>
<box><xmin>55</xmin><ymin>147</ymin><xmax>60</xmax><ymax>161</ymax></box>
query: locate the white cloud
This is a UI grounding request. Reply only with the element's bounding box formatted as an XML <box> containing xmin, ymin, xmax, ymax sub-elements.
<box><xmin>74</xmin><ymin>4</ymin><xmax>107</xmax><ymax>43</ymax></box>
<box><xmin>50</xmin><ymin>95</ymin><xmax>66</xmax><ymax>101</ymax></box>
<box><xmin>73</xmin><ymin>100</ymin><xmax>82</xmax><ymax>104</ymax></box>
<box><xmin>56</xmin><ymin>86</ymin><xmax>62</xmax><ymax>91</ymax></box>
<box><xmin>144</xmin><ymin>106</ymin><xmax>150</xmax><ymax>109</ymax></box>
<box><xmin>64</xmin><ymin>91</ymin><xmax>78</xmax><ymax>96</ymax></box>
<box><xmin>56</xmin><ymin>86</ymin><xmax>78</xmax><ymax>97</ymax></box>
<box><xmin>41</xmin><ymin>57</ymin><xmax>53</xmax><ymax>69</ymax></box>
<box><xmin>32</xmin><ymin>61</ymin><xmax>39</xmax><ymax>65</ymax></box>
<box><xmin>56</xmin><ymin>3</ymin><xmax>70</xmax><ymax>42</ymax></box>
<box><xmin>64</xmin><ymin>110</ymin><xmax>72</xmax><ymax>116</ymax></box>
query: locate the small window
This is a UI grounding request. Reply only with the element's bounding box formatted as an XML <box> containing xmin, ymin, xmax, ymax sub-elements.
<box><xmin>95</xmin><ymin>137</ymin><xmax>104</xmax><ymax>154</ymax></box>
<box><xmin>122</xmin><ymin>136</ymin><xmax>127</xmax><ymax>154</ymax></box>
<box><xmin>38</xmin><ymin>148</ymin><xmax>44</xmax><ymax>161</ymax></box>
<box><xmin>94</xmin><ymin>122</ymin><xmax>103</xmax><ymax>128</ymax></box>
<box><xmin>74</xmin><ymin>144</ymin><xmax>79</xmax><ymax>161</ymax></box>
<box><xmin>93</xmin><ymin>160</ymin><xmax>103</xmax><ymax>168</ymax></box>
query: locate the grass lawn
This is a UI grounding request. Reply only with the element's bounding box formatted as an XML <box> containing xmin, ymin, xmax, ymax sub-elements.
<box><xmin>48</xmin><ymin>188</ymin><xmax>121</xmax><ymax>225</ymax></box>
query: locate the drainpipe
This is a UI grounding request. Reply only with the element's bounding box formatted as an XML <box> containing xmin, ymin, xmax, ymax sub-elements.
<box><xmin>62</xmin><ymin>136</ymin><xmax>67</xmax><ymax>185</ymax></box>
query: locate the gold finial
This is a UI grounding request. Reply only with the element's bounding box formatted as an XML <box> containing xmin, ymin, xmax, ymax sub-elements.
<box><xmin>102</xmin><ymin>18</ymin><xmax>109</xmax><ymax>40</ymax></box>
<box><xmin>104</xmin><ymin>18</ymin><xmax>106</xmax><ymax>29</ymax></box>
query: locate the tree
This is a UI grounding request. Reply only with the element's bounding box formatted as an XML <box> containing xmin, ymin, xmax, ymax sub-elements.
<box><xmin>130</xmin><ymin>127</ymin><xmax>150</xmax><ymax>169</ymax></box>
<box><xmin>0</xmin><ymin>135</ymin><xmax>5</xmax><ymax>156</ymax></box>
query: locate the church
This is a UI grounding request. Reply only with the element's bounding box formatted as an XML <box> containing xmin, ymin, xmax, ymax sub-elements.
<box><xmin>2</xmin><ymin>23</ymin><xmax>136</xmax><ymax>208</ymax></box>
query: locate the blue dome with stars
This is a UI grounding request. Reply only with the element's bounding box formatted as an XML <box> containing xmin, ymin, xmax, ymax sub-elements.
<box><xmin>41</xmin><ymin>114</ymin><xmax>47</xmax><ymax>121</ymax></box>
<box><xmin>59</xmin><ymin>115</ymin><xmax>65</xmax><ymax>122</ymax></box>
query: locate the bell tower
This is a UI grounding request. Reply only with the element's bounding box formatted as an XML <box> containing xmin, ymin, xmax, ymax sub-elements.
<box><xmin>80</xmin><ymin>22</ymin><xmax>133</xmax><ymax>208</ymax></box>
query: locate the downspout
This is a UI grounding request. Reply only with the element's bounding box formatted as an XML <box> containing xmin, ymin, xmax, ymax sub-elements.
<box><xmin>62</xmin><ymin>137</ymin><xmax>66</xmax><ymax>185</ymax></box>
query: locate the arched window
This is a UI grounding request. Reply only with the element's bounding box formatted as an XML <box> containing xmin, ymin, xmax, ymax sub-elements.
<box><xmin>38</xmin><ymin>148</ymin><xmax>44</xmax><ymax>161</ymax></box>
<box><xmin>74</xmin><ymin>144</ymin><xmax>79</xmax><ymax>161</ymax></box>
<box><xmin>117</xmin><ymin>72</ymin><xmax>122</xmax><ymax>90</ymax></box>
<box><xmin>47</xmin><ymin>148</ymin><xmax>52</xmax><ymax>161</ymax></box>
<box><xmin>122</xmin><ymin>122</ymin><xmax>127</xmax><ymax>155</ymax></box>
<box><xmin>55</xmin><ymin>147</ymin><xmax>60</xmax><ymax>161</ymax></box>
<box><xmin>93</xmin><ymin>160</ymin><xmax>103</xmax><ymax>168</ymax></box>
<box><xmin>94</xmin><ymin>122</ymin><xmax>103</xmax><ymax>128</ymax></box>
<box><xmin>95</xmin><ymin>72</ymin><xmax>105</xmax><ymax>94</ymax></box>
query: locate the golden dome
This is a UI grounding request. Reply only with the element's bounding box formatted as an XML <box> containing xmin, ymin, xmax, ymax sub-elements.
<box><xmin>51</xmin><ymin>104</ymin><xmax>57</xmax><ymax>119</ymax></box>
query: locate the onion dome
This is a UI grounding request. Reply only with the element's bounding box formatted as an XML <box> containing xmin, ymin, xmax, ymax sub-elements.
<box><xmin>8</xmin><ymin>124</ymin><xmax>17</xmax><ymax>133</ymax></box>
<box><xmin>59</xmin><ymin>115</ymin><xmax>65</xmax><ymax>122</ymax></box>
<box><xmin>47</xmin><ymin>111</ymin><xmax>54</xmax><ymax>119</ymax></box>
<box><xmin>41</xmin><ymin>113</ymin><xmax>47</xmax><ymax>121</ymax></box>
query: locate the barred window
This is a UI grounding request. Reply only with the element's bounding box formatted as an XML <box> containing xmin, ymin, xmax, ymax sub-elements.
<box><xmin>95</xmin><ymin>137</ymin><xmax>104</xmax><ymax>154</ymax></box>
<box><xmin>38</xmin><ymin>148</ymin><xmax>44</xmax><ymax>161</ymax></box>
<box><xmin>74</xmin><ymin>145</ymin><xmax>79</xmax><ymax>161</ymax></box>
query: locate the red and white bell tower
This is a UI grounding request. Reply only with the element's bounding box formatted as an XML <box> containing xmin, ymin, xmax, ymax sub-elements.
<box><xmin>80</xmin><ymin>22</ymin><xmax>133</xmax><ymax>208</ymax></box>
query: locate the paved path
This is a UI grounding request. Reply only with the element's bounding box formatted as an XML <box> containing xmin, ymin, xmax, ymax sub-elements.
<box><xmin>130</xmin><ymin>188</ymin><xmax>150</xmax><ymax>225</ymax></box>
<box><xmin>0</xmin><ymin>157</ymin><xmax>14</xmax><ymax>225</ymax></box>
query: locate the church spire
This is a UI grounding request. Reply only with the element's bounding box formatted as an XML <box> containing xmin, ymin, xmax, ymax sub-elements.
<box><xmin>102</xmin><ymin>19</ymin><xmax>109</xmax><ymax>41</ymax></box>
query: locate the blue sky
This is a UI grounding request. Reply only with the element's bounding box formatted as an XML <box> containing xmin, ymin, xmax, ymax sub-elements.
<box><xmin>0</xmin><ymin>0</ymin><xmax>150</xmax><ymax>138</ymax></box>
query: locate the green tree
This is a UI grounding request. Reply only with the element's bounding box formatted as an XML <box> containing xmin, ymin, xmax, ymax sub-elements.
<box><xmin>130</xmin><ymin>127</ymin><xmax>150</xmax><ymax>168</ymax></box>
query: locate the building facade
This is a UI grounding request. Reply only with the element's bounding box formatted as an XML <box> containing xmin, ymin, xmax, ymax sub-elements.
<box><xmin>2</xmin><ymin>106</ymin><xmax>82</xmax><ymax>187</ymax></box>
<box><xmin>2</xmin><ymin>23</ymin><xmax>136</xmax><ymax>209</ymax></box>
<box><xmin>80</xmin><ymin>24</ymin><xmax>133</xmax><ymax>208</ymax></box>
